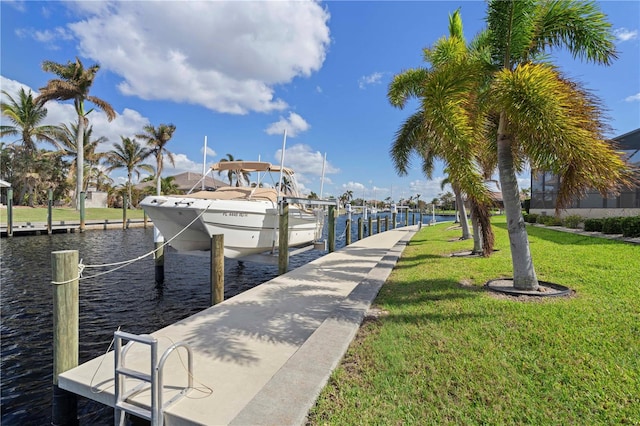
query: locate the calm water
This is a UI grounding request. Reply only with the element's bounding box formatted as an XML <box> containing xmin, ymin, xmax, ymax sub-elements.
<box><xmin>0</xmin><ymin>212</ymin><xmax>445</xmax><ymax>425</ymax></box>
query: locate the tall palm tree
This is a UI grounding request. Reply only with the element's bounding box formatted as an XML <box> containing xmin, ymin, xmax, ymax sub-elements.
<box><xmin>35</xmin><ymin>57</ymin><xmax>116</xmax><ymax>209</ymax></box>
<box><xmin>485</xmin><ymin>0</ymin><xmax>632</xmax><ymax>289</ymax></box>
<box><xmin>1</xmin><ymin>88</ymin><xmax>61</xmax><ymax>205</ymax></box>
<box><xmin>104</xmin><ymin>137</ymin><xmax>153</xmax><ymax>207</ymax></box>
<box><xmin>136</xmin><ymin>123</ymin><xmax>176</xmax><ymax>195</ymax></box>
<box><xmin>388</xmin><ymin>9</ymin><xmax>495</xmax><ymax>255</ymax></box>
<box><xmin>218</xmin><ymin>153</ymin><xmax>250</xmax><ymax>186</ymax></box>
<box><xmin>55</xmin><ymin>123</ymin><xmax>109</xmax><ymax>192</ymax></box>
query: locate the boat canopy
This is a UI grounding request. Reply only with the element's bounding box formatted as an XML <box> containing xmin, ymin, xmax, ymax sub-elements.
<box><xmin>210</xmin><ymin>161</ymin><xmax>294</xmax><ymax>175</ymax></box>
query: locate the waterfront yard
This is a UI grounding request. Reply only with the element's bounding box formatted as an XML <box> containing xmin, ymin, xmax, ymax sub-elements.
<box><xmin>309</xmin><ymin>217</ymin><xmax>640</xmax><ymax>424</ymax></box>
<box><xmin>0</xmin><ymin>207</ymin><xmax>146</xmax><ymax>224</ymax></box>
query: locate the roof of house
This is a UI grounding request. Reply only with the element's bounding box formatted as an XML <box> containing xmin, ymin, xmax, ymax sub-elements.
<box><xmin>613</xmin><ymin>128</ymin><xmax>640</xmax><ymax>150</ymax></box>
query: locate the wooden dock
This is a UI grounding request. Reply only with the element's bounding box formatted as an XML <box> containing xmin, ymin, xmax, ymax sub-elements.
<box><xmin>57</xmin><ymin>227</ymin><xmax>417</xmax><ymax>425</ymax></box>
<box><xmin>1</xmin><ymin>219</ymin><xmax>148</xmax><ymax>237</ymax></box>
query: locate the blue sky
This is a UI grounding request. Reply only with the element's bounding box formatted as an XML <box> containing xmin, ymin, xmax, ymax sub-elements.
<box><xmin>1</xmin><ymin>1</ymin><xmax>638</xmax><ymax>203</ymax></box>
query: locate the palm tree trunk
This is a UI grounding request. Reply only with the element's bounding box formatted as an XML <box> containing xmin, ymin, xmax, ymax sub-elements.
<box><xmin>454</xmin><ymin>188</ymin><xmax>471</xmax><ymax>240</ymax></box>
<box><xmin>497</xmin><ymin>113</ymin><xmax>538</xmax><ymax>290</ymax></box>
<box><xmin>470</xmin><ymin>206</ymin><xmax>483</xmax><ymax>254</ymax></box>
<box><xmin>75</xmin><ymin>115</ymin><xmax>85</xmax><ymax>210</ymax></box>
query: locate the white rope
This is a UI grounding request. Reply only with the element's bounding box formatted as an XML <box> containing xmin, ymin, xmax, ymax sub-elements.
<box><xmin>51</xmin><ymin>201</ymin><xmax>212</xmax><ymax>284</ymax></box>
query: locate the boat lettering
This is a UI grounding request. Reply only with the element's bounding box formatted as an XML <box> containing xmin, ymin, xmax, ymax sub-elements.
<box><xmin>222</xmin><ymin>212</ymin><xmax>248</xmax><ymax>217</ymax></box>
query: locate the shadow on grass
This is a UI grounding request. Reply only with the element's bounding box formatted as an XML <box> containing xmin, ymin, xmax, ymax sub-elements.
<box><xmin>492</xmin><ymin>222</ymin><xmax>622</xmax><ymax>246</ymax></box>
<box><xmin>379</xmin><ymin>278</ymin><xmax>481</xmax><ymax>308</ymax></box>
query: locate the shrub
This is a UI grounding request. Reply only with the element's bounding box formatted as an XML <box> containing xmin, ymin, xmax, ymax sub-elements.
<box><xmin>562</xmin><ymin>215</ymin><xmax>583</xmax><ymax>229</ymax></box>
<box><xmin>621</xmin><ymin>216</ymin><xmax>640</xmax><ymax>238</ymax></box>
<box><xmin>584</xmin><ymin>218</ymin><xmax>604</xmax><ymax>232</ymax></box>
<box><xmin>537</xmin><ymin>215</ymin><xmax>562</xmax><ymax>226</ymax></box>
<box><xmin>602</xmin><ymin>217</ymin><xmax>624</xmax><ymax>234</ymax></box>
<box><xmin>525</xmin><ymin>213</ymin><xmax>538</xmax><ymax>224</ymax></box>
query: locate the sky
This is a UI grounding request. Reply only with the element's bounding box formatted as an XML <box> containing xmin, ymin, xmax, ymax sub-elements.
<box><xmin>1</xmin><ymin>0</ymin><xmax>639</xmax><ymax>203</ymax></box>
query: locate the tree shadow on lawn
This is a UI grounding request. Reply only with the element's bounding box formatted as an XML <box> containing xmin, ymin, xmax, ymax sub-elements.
<box><xmin>492</xmin><ymin>222</ymin><xmax>622</xmax><ymax>246</ymax></box>
<box><xmin>379</xmin><ymin>277</ymin><xmax>482</xmax><ymax>308</ymax></box>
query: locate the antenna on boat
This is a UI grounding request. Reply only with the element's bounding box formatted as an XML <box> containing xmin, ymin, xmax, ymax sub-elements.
<box><xmin>202</xmin><ymin>135</ymin><xmax>207</xmax><ymax>191</ymax></box>
<box><xmin>277</xmin><ymin>129</ymin><xmax>287</xmax><ymax>197</ymax></box>
<box><xmin>320</xmin><ymin>152</ymin><xmax>326</xmax><ymax>199</ymax></box>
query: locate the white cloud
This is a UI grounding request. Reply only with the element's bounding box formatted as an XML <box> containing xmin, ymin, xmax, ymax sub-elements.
<box><xmin>265</xmin><ymin>112</ymin><xmax>311</xmax><ymax>137</ymax></box>
<box><xmin>35</xmin><ymin>1</ymin><xmax>331</xmax><ymax>115</ymax></box>
<box><xmin>625</xmin><ymin>92</ymin><xmax>640</xmax><ymax>102</ymax></box>
<box><xmin>358</xmin><ymin>72</ymin><xmax>383</xmax><ymax>89</ymax></box>
<box><xmin>614</xmin><ymin>28</ymin><xmax>638</xmax><ymax>42</ymax></box>
<box><xmin>273</xmin><ymin>143</ymin><xmax>339</xmax><ymax>186</ymax></box>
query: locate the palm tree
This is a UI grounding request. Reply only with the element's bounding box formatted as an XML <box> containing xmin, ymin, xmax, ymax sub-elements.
<box><xmin>35</xmin><ymin>57</ymin><xmax>116</xmax><ymax>209</ymax></box>
<box><xmin>104</xmin><ymin>137</ymin><xmax>153</xmax><ymax>207</ymax></box>
<box><xmin>1</xmin><ymin>88</ymin><xmax>61</xmax><ymax>205</ymax></box>
<box><xmin>440</xmin><ymin>174</ymin><xmax>471</xmax><ymax>240</ymax></box>
<box><xmin>136</xmin><ymin>124</ymin><xmax>176</xmax><ymax>195</ymax></box>
<box><xmin>55</xmin><ymin>123</ymin><xmax>108</xmax><ymax>192</ymax></box>
<box><xmin>218</xmin><ymin>153</ymin><xmax>250</xmax><ymax>186</ymax></box>
<box><xmin>388</xmin><ymin>9</ymin><xmax>495</xmax><ymax>255</ymax></box>
<box><xmin>485</xmin><ymin>0</ymin><xmax>632</xmax><ymax>289</ymax></box>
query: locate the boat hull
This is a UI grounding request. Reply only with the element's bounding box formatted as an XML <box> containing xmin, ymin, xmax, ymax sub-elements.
<box><xmin>140</xmin><ymin>195</ymin><xmax>318</xmax><ymax>259</ymax></box>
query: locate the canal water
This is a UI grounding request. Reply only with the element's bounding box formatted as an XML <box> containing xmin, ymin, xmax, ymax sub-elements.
<box><xmin>1</xmin><ymin>212</ymin><xmax>449</xmax><ymax>425</ymax></box>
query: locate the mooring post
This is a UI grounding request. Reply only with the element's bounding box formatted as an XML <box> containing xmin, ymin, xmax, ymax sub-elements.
<box><xmin>211</xmin><ymin>234</ymin><xmax>224</xmax><ymax>305</ymax></box>
<box><xmin>405</xmin><ymin>211</ymin><xmax>409</xmax><ymax>227</ymax></box>
<box><xmin>385</xmin><ymin>216</ymin><xmax>389</xmax><ymax>232</ymax></box>
<box><xmin>7</xmin><ymin>188</ymin><xmax>13</xmax><ymax>237</ymax></box>
<box><xmin>51</xmin><ymin>250</ymin><xmax>79</xmax><ymax>426</ymax></box>
<box><xmin>328</xmin><ymin>205</ymin><xmax>336</xmax><ymax>252</ymax></box>
<box><xmin>154</xmin><ymin>227</ymin><xmax>165</xmax><ymax>283</ymax></box>
<box><xmin>345</xmin><ymin>218</ymin><xmax>351</xmax><ymax>245</ymax></box>
<box><xmin>143</xmin><ymin>211</ymin><xmax>148</xmax><ymax>228</ymax></box>
<box><xmin>79</xmin><ymin>192</ymin><xmax>85</xmax><ymax>233</ymax></box>
<box><xmin>376</xmin><ymin>216</ymin><xmax>381</xmax><ymax>234</ymax></box>
<box><xmin>368</xmin><ymin>216</ymin><xmax>373</xmax><ymax>237</ymax></box>
<box><xmin>392</xmin><ymin>213</ymin><xmax>397</xmax><ymax>230</ymax></box>
<box><xmin>278</xmin><ymin>201</ymin><xmax>289</xmax><ymax>274</ymax></box>
<box><xmin>420</xmin><ymin>211</ymin><xmax>423</xmax><ymax>229</ymax></box>
<box><xmin>48</xmin><ymin>189</ymin><xmax>53</xmax><ymax>235</ymax></box>
<box><xmin>357</xmin><ymin>217</ymin><xmax>363</xmax><ymax>240</ymax></box>
<box><xmin>122</xmin><ymin>196</ymin><xmax>128</xmax><ymax>230</ymax></box>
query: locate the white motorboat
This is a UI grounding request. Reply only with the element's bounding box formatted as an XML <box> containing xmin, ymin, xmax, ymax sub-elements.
<box><xmin>140</xmin><ymin>161</ymin><xmax>323</xmax><ymax>259</ymax></box>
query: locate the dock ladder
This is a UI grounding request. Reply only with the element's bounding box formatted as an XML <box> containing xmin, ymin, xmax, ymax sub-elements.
<box><xmin>113</xmin><ymin>331</ymin><xmax>193</xmax><ymax>426</ymax></box>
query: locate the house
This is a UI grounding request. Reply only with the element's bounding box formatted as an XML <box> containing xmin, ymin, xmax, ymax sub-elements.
<box><xmin>529</xmin><ymin>128</ymin><xmax>640</xmax><ymax>219</ymax></box>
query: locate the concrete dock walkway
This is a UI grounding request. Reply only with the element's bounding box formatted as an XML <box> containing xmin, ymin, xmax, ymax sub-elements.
<box><xmin>59</xmin><ymin>226</ymin><xmax>418</xmax><ymax>425</ymax></box>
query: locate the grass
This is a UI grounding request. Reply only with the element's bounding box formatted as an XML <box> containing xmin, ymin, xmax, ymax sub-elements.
<box><xmin>308</xmin><ymin>217</ymin><xmax>640</xmax><ymax>425</ymax></box>
<box><xmin>0</xmin><ymin>207</ymin><xmax>146</xmax><ymax>224</ymax></box>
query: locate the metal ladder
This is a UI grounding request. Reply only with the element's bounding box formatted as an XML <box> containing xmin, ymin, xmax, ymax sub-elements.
<box><xmin>113</xmin><ymin>331</ymin><xmax>193</xmax><ymax>426</ymax></box>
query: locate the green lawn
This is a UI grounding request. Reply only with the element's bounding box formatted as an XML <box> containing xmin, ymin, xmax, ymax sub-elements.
<box><xmin>0</xmin><ymin>207</ymin><xmax>146</xmax><ymax>224</ymax></box>
<box><xmin>308</xmin><ymin>217</ymin><xmax>640</xmax><ymax>424</ymax></box>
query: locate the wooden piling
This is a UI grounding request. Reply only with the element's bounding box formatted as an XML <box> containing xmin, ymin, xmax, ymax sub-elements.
<box><xmin>405</xmin><ymin>211</ymin><xmax>409</xmax><ymax>226</ymax></box>
<box><xmin>211</xmin><ymin>234</ymin><xmax>224</xmax><ymax>305</ymax></box>
<box><xmin>376</xmin><ymin>216</ymin><xmax>381</xmax><ymax>234</ymax></box>
<box><xmin>144</xmin><ymin>211</ymin><xmax>148</xmax><ymax>228</ymax></box>
<box><xmin>122</xmin><ymin>197</ymin><xmax>128</xmax><ymax>230</ymax></box>
<box><xmin>345</xmin><ymin>218</ymin><xmax>351</xmax><ymax>245</ymax></box>
<box><xmin>7</xmin><ymin>188</ymin><xmax>13</xmax><ymax>237</ymax></box>
<box><xmin>385</xmin><ymin>216</ymin><xmax>389</xmax><ymax>232</ymax></box>
<box><xmin>368</xmin><ymin>216</ymin><xmax>373</xmax><ymax>237</ymax></box>
<box><xmin>278</xmin><ymin>201</ymin><xmax>289</xmax><ymax>274</ymax></box>
<box><xmin>419</xmin><ymin>211</ymin><xmax>423</xmax><ymax>229</ymax></box>
<box><xmin>79</xmin><ymin>193</ymin><xmax>85</xmax><ymax>233</ymax></box>
<box><xmin>48</xmin><ymin>189</ymin><xmax>53</xmax><ymax>235</ymax></box>
<box><xmin>392</xmin><ymin>212</ymin><xmax>397</xmax><ymax>229</ymax></box>
<box><xmin>51</xmin><ymin>250</ymin><xmax>79</xmax><ymax>426</ymax></box>
<box><xmin>154</xmin><ymin>227</ymin><xmax>165</xmax><ymax>283</ymax></box>
<box><xmin>357</xmin><ymin>217</ymin><xmax>363</xmax><ymax>240</ymax></box>
<box><xmin>328</xmin><ymin>205</ymin><xmax>336</xmax><ymax>253</ymax></box>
